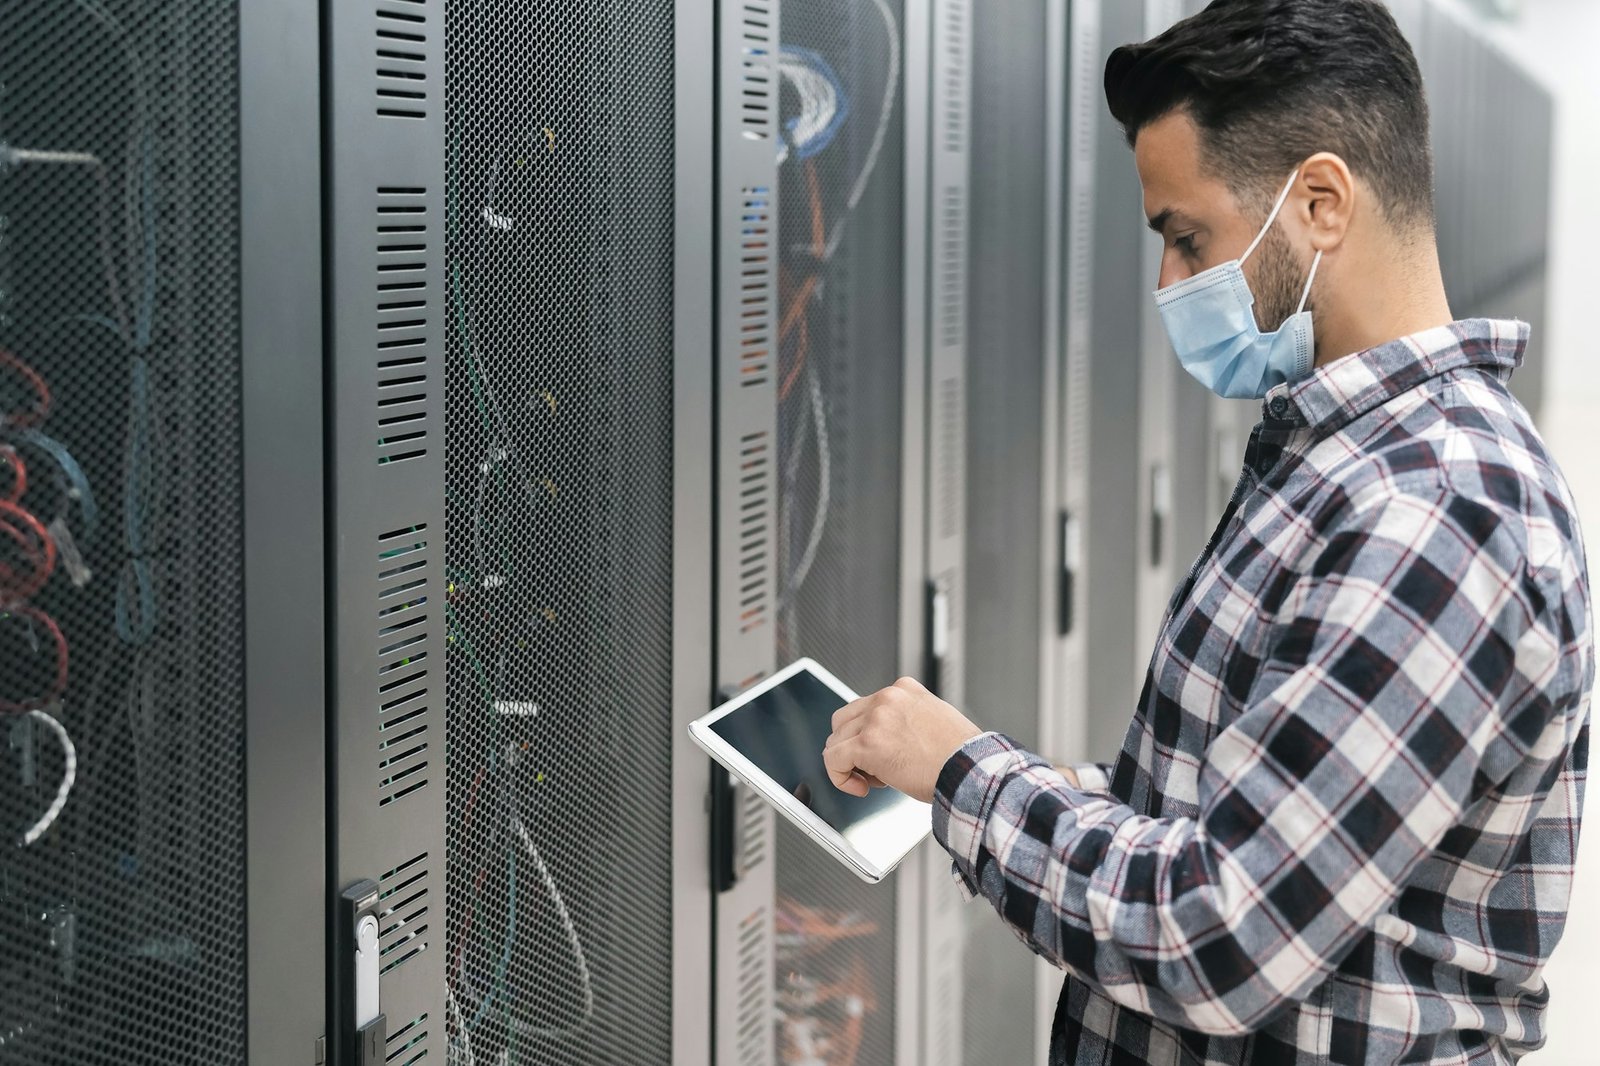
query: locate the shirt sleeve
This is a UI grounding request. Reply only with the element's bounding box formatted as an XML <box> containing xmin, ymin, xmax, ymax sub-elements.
<box><xmin>933</xmin><ymin>486</ymin><xmax>1578</xmax><ymax>1036</ymax></box>
<box><xmin>1067</xmin><ymin>762</ymin><xmax>1114</xmax><ymax>793</ymax></box>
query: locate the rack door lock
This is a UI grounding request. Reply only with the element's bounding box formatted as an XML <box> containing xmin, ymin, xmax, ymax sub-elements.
<box><xmin>340</xmin><ymin>880</ymin><xmax>387</xmax><ymax>1066</ymax></box>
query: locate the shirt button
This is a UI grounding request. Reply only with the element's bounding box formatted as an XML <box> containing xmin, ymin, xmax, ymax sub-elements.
<box><xmin>1268</xmin><ymin>396</ymin><xmax>1290</xmax><ymax>419</ymax></box>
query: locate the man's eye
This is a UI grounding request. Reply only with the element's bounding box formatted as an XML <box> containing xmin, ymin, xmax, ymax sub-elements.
<box><xmin>1174</xmin><ymin>234</ymin><xmax>1198</xmax><ymax>256</ymax></box>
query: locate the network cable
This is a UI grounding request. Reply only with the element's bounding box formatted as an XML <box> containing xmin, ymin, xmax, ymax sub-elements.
<box><xmin>446</xmin><ymin>985</ymin><xmax>475</xmax><ymax>1066</ymax></box>
<box><xmin>778</xmin><ymin>366</ymin><xmax>831</xmax><ymax>607</ymax></box>
<box><xmin>16</xmin><ymin>706</ymin><xmax>75</xmax><ymax>847</ymax></box>
<box><xmin>773</xmin><ymin>0</ymin><xmax>903</xmax><ymax>639</ymax></box>
<box><xmin>72</xmin><ymin>0</ymin><xmax>158</xmax><ymax>348</ymax></box>
<box><xmin>0</xmin><ymin>352</ymin><xmax>76</xmax><ymax>847</ymax></box>
<box><xmin>778</xmin><ymin>47</ymin><xmax>852</xmax><ymax>166</ymax></box>
<box><xmin>775</xmin><ymin>898</ymin><xmax>879</xmax><ymax>1066</ymax></box>
<box><xmin>820</xmin><ymin>0</ymin><xmax>903</xmax><ymax>262</ymax></box>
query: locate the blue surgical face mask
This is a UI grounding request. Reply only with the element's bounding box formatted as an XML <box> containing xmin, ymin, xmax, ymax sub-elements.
<box><xmin>1154</xmin><ymin>172</ymin><xmax>1324</xmax><ymax>400</ymax></box>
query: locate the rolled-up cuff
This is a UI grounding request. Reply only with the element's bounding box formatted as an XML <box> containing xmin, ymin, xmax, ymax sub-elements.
<box><xmin>932</xmin><ymin>731</ymin><xmax>1030</xmax><ymax>895</ymax></box>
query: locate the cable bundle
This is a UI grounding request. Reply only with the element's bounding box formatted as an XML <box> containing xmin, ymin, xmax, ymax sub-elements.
<box><xmin>0</xmin><ymin>0</ymin><xmax>156</xmax><ymax>848</ymax></box>
<box><xmin>0</xmin><ymin>351</ymin><xmax>78</xmax><ymax>846</ymax></box>
<box><xmin>774</xmin><ymin>0</ymin><xmax>900</xmax><ymax>648</ymax></box>
<box><xmin>775</xmin><ymin>899</ymin><xmax>880</xmax><ymax>1066</ymax></box>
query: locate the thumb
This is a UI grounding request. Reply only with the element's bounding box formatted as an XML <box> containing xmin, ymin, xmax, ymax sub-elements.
<box><xmin>823</xmin><ymin>737</ymin><xmax>870</xmax><ymax>796</ymax></box>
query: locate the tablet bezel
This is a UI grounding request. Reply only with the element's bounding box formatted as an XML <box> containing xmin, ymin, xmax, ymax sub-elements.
<box><xmin>688</xmin><ymin>657</ymin><xmax>932</xmax><ymax>884</ymax></box>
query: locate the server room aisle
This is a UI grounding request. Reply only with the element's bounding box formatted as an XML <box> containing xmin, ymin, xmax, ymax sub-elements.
<box><xmin>1486</xmin><ymin>4</ymin><xmax>1600</xmax><ymax>1059</ymax></box>
<box><xmin>1528</xmin><ymin>392</ymin><xmax>1600</xmax><ymax>1065</ymax></box>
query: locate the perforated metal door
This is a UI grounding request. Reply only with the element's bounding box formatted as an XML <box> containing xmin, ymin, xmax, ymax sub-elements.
<box><xmin>768</xmin><ymin>1</ymin><xmax>909</xmax><ymax>1062</ymax></box>
<box><xmin>707</xmin><ymin>4</ymin><xmax>921</xmax><ymax>1056</ymax></box>
<box><xmin>442</xmin><ymin>2</ymin><xmax>679</xmax><ymax>1064</ymax></box>
<box><xmin>0</xmin><ymin>2</ymin><xmax>251</xmax><ymax>1061</ymax></box>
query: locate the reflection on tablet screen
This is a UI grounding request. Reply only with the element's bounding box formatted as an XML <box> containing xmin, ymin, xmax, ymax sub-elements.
<box><xmin>708</xmin><ymin>670</ymin><xmax>901</xmax><ymax>835</ymax></box>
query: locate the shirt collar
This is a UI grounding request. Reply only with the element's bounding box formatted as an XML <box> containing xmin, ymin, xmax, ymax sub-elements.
<box><xmin>1261</xmin><ymin>318</ymin><xmax>1528</xmax><ymax>432</ymax></box>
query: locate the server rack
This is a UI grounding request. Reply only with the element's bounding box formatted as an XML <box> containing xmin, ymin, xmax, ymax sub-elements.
<box><xmin>1077</xmin><ymin>0</ymin><xmax>1149</xmax><ymax>768</ymax></box>
<box><xmin>712</xmin><ymin>0</ymin><xmax>970</xmax><ymax>1063</ymax></box>
<box><xmin>325</xmin><ymin>1</ymin><xmax>715</xmax><ymax>1064</ymax></box>
<box><xmin>323</xmin><ymin>2</ymin><xmax>448</xmax><ymax>1061</ymax></box>
<box><xmin>958</xmin><ymin>1</ymin><xmax>1069</xmax><ymax>1063</ymax></box>
<box><xmin>0</xmin><ymin>2</ymin><xmax>325</xmax><ymax>1063</ymax></box>
<box><xmin>1133</xmin><ymin>0</ymin><xmax>1221</xmax><ymax>656</ymax></box>
<box><xmin>1133</xmin><ymin>0</ymin><xmax>1179</xmax><ymax>663</ymax></box>
<box><xmin>1412</xmin><ymin>0</ymin><xmax>1553</xmax><ymax>419</ymax></box>
<box><xmin>916</xmin><ymin>2</ymin><xmax>972</xmax><ymax>1064</ymax></box>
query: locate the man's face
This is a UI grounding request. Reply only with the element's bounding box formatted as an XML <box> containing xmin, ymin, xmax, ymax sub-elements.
<box><xmin>1134</xmin><ymin>110</ymin><xmax>1308</xmax><ymax>333</ymax></box>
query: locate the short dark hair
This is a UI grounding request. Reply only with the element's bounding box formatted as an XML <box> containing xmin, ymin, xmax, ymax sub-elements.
<box><xmin>1105</xmin><ymin>0</ymin><xmax>1434</xmax><ymax>229</ymax></box>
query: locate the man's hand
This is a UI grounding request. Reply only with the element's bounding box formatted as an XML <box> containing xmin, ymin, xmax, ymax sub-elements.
<box><xmin>822</xmin><ymin>676</ymin><xmax>984</xmax><ymax>804</ymax></box>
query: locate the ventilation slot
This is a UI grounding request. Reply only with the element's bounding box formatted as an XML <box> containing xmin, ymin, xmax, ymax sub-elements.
<box><xmin>378</xmin><ymin>854</ymin><xmax>431</xmax><ymax>978</ymax></box>
<box><xmin>377</xmin><ymin>528</ymin><xmax>432</xmax><ymax>807</ymax></box>
<box><xmin>384</xmin><ymin>1013</ymin><xmax>429</xmax><ymax>1066</ymax></box>
<box><xmin>737</xmin><ymin>187</ymin><xmax>774</xmax><ymax>387</ymax></box>
<box><xmin>738</xmin><ymin>3</ymin><xmax>776</xmax><ymax>138</ymax></box>
<box><xmin>941</xmin><ymin>0</ymin><xmax>969</xmax><ymax>152</ymax></box>
<box><xmin>938</xmin><ymin>377</ymin><xmax>962</xmax><ymax>539</ymax></box>
<box><xmin>375</xmin><ymin>188</ymin><xmax>431</xmax><ymax>465</ymax></box>
<box><xmin>376</xmin><ymin>2</ymin><xmax>430</xmax><ymax>118</ymax></box>
<box><xmin>736</xmin><ymin>432</ymin><xmax>772</xmax><ymax>634</ymax></box>
<box><xmin>738</xmin><ymin>783</ymin><xmax>768</xmax><ymax>873</ymax></box>
<box><xmin>939</xmin><ymin>186</ymin><xmax>967</xmax><ymax>349</ymax></box>
<box><xmin>735</xmin><ymin>906</ymin><xmax>772</xmax><ymax>1066</ymax></box>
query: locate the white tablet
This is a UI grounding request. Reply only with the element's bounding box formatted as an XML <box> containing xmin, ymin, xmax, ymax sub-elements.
<box><xmin>689</xmin><ymin>658</ymin><xmax>932</xmax><ymax>884</ymax></box>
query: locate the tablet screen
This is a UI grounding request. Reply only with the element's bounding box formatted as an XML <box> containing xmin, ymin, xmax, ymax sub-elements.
<box><xmin>707</xmin><ymin>668</ymin><xmax>903</xmax><ymax>836</ymax></box>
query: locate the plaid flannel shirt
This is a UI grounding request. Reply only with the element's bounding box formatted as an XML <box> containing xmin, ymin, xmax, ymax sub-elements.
<box><xmin>934</xmin><ymin>320</ymin><xmax>1593</xmax><ymax>1065</ymax></box>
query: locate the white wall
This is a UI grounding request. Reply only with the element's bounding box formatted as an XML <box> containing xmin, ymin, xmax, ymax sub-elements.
<box><xmin>1454</xmin><ymin>1</ymin><xmax>1600</xmax><ymax>1060</ymax></box>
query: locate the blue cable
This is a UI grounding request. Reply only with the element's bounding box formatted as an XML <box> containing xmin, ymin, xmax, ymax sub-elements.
<box><xmin>467</xmin><ymin>832</ymin><xmax>517</xmax><ymax>1034</ymax></box>
<box><xmin>116</xmin><ymin>357</ymin><xmax>156</xmax><ymax>644</ymax></box>
<box><xmin>782</xmin><ymin>47</ymin><xmax>852</xmax><ymax>161</ymax></box>
<box><xmin>12</xmin><ymin>429</ymin><xmax>99</xmax><ymax>538</ymax></box>
<box><xmin>134</xmin><ymin>125</ymin><xmax>155</xmax><ymax>350</ymax></box>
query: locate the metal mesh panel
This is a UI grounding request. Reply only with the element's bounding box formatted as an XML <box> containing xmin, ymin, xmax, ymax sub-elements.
<box><xmin>442</xmin><ymin>2</ymin><xmax>677</xmax><ymax>1064</ymax></box>
<box><xmin>0</xmin><ymin>2</ymin><xmax>245</xmax><ymax>1062</ymax></box>
<box><xmin>962</xmin><ymin>1</ymin><xmax>1048</xmax><ymax>1061</ymax></box>
<box><xmin>771</xmin><ymin>1</ymin><xmax>905</xmax><ymax>1062</ymax></box>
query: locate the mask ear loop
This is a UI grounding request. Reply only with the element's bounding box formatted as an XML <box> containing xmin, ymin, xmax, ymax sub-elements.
<box><xmin>1241</xmin><ymin>171</ymin><xmax>1303</xmax><ymax>265</ymax></box>
<box><xmin>1296</xmin><ymin>250</ymin><xmax>1324</xmax><ymax>315</ymax></box>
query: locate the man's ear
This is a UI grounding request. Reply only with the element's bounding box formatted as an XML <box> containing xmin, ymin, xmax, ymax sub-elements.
<box><xmin>1297</xmin><ymin>152</ymin><xmax>1355</xmax><ymax>254</ymax></box>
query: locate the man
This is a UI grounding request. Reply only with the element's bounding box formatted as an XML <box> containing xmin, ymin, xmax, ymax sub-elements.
<box><xmin>822</xmin><ymin>1</ymin><xmax>1593</xmax><ymax>1062</ymax></box>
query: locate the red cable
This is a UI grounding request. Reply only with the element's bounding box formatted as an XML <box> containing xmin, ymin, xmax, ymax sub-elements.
<box><xmin>0</xmin><ymin>603</ymin><xmax>69</xmax><ymax>713</ymax></box>
<box><xmin>0</xmin><ymin>517</ymin><xmax>49</xmax><ymax>599</ymax></box>
<box><xmin>0</xmin><ymin>500</ymin><xmax>56</xmax><ymax>600</ymax></box>
<box><xmin>0</xmin><ymin>349</ymin><xmax>52</xmax><ymax>429</ymax></box>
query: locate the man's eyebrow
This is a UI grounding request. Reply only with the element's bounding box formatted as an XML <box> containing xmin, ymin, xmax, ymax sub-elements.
<box><xmin>1147</xmin><ymin>208</ymin><xmax>1174</xmax><ymax>234</ymax></box>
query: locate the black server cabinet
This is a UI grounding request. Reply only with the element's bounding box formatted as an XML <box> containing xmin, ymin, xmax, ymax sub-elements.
<box><xmin>719</xmin><ymin>0</ymin><xmax>916</xmax><ymax>1048</ymax></box>
<box><xmin>961</xmin><ymin>1</ymin><xmax>1063</xmax><ymax>1063</ymax></box>
<box><xmin>442</xmin><ymin>2</ymin><xmax>681</xmax><ymax>1064</ymax></box>
<box><xmin>444</xmin><ymin>4</ymin><xmax>681</xmax><ymax>1056</ymax></box>
<box><xmin>326</xmin><ymin>1</ymin><xmax>711</xmax><ymax>1064</ymax></box>
<box><xmin>712</xmin><ymin>0</ymin><xmax>964</xmax><ymax>1063</ymax></box>
<box><xmin>0</xmin><ymin>1</ymin><xmax>325</xmax><ymax>1063</ymax></box>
